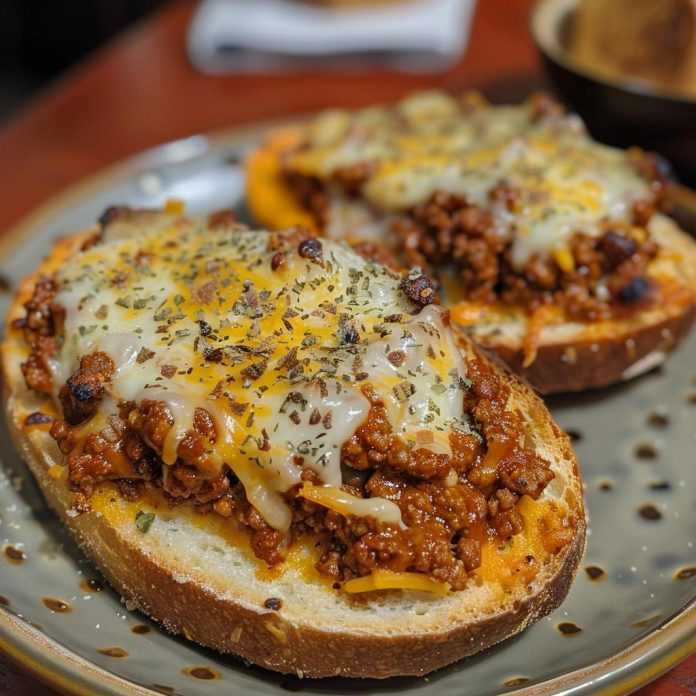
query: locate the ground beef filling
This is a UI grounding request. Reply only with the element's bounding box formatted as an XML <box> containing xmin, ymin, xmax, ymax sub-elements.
<box><xmin>16</xmin><ymin>232</ymin><xmax>399</xmax><ymax>399</ymax></box>
<box><xmin>43</xmin><ymin>342</ymin><xmax>561</xmax><ymax>589</ymax></box>
<box><xmin>16</xmin><ymin>276</ymin><xmax>64</xmax><ymax>395</ymax></box>
<box><xmin>18</xmin><ymin>261</ymin><xmax>564</xmax><ymax>589</ymax></box>
<box><xmin>59</xmin><ymin>352</ymin><xmax>115</xmax><ymax>425</ymax></box>
<box><xmin>391</xmin><ymin>191</ymin><xmax>659</xmax><ymax>322</ymax></box>
<box><xmin>282</xmin><ymin>160</ymin><xmax>664</xmax><ymax>322</ymax></box>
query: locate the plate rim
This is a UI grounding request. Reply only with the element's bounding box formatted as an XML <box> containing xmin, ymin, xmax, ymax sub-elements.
<box><xmin>1</xmin><ymin>124</ymin><xmax>696</xmax><ymax>696</ymax></box>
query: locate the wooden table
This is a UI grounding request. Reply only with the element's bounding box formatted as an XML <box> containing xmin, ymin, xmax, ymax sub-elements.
<box><xmin>0</xmin><ymin>0</ymin><xmax>693</xmax><ymax>693</ymax></box>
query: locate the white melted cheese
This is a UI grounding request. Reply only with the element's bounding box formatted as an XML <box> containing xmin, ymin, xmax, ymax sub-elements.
<box><xmin>53</xmin><ymin>220</ymin><xmax>471</xmax><ymax>531</ymax></box>
<box><xmin>361</xmin><ymin>305</ymin><xmax>470</xmax><ymax>454</ymax></box>
<box><xmin>288</xmin><ymin>91</ymin><xmax>652</xmax><ymax>268</ymax></box>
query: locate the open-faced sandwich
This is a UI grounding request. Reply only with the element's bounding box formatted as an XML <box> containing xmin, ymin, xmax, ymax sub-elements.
<box><xmin>3</xmin><ymin>204</ymin><xmax>585</xmax><ymax>678</ymax></box>
<box><xmin>247</xmin><ymin>91</ymin><xmax>696</xmax><ymax>393</ymax></box>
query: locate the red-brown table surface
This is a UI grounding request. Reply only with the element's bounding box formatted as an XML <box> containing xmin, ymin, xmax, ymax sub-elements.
<box><xmin>0</xmin><ymin>1</ymin><xmax>694</xmax><ymax>693</ymax></box>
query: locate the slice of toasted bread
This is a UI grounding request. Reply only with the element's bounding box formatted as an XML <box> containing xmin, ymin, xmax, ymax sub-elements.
<box><xmin>2</xmin><ymin>220</ymin><xmax>585</xmax><ymax>679</ymax></box>
<box><xmin>246</xmin><ymin>127</ymin><xmax>696</xmax><ymax>394</ymax></box>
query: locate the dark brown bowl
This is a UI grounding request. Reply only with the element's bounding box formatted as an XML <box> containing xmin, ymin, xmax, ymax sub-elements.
<box><xmin>531</xmin><ymin>0</ymin><xmax>696</xmax><ymax>186</ymax></box>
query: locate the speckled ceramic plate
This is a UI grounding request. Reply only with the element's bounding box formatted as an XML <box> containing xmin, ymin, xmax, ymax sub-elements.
<box><xmin>1</xmin><ymin>126</ymin><xmax>696</xmax><ymax>696</ymax></box>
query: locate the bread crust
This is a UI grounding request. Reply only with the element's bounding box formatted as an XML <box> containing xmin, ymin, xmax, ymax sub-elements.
<box><xmin>455</xmin><ymin>215</ymin><xmax>696</xmax><ymax>394</ymax></box>
<box><xmin>470</xmin><ymin>306</ymin><xmax>696</xmax><ymax>394</ymax></box>
<box><xmin>246</xmin><ymin>133</ymin><xmax>696</xmax><ymax>394</ymax></box>
<box><xmin>2</xmin><ymin>229</ymin><xmax>586</xmax><ymax>678</ymax></box>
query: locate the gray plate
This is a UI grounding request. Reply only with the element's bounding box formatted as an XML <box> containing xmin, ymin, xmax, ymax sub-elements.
<box><xmin>1</xmin><ymin>127</ymin><xmax>696</xmax><ymax>696</ymax></box>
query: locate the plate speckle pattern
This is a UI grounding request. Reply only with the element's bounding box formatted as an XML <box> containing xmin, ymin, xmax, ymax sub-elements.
<box><xmin>1</xmin><ymin>132</ymin><xmax>695</xmax><ymax>696</ymax></box>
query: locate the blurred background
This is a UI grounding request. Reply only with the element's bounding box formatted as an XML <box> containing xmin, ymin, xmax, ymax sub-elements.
<box><xmin>1</xmin><ymin>0</ymin><xmax>695</xmax><ymax>151</ymax></box>
<box><xmin>0</xmin><ymin>0</ymin><xmax>480</xmax><ymax>124</ymax></box>
<box><xmin>0</xmin><ymin>1</ymin><xmax>168</xmax><ymax>122</ymax></box>
<box><xmin>0</xmin><ymin>0</ymin><xmax>695</xmax><ymax>236</ymax></box>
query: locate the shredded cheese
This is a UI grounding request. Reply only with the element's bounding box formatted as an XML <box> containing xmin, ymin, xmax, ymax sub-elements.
<box><xmin>52</xmin><ymin>217</ymin><xmax>473</xmax><ymax>532</ymax></box>
<box><xmin>476</xmin><ymin>496</ymin><xmax>568</xmax><ymax>590</ymax></box>
<box><xmin>552</xmin><ymin>246</ymin><xmax>575</xmax><ymax>274</ymax></box>
<box><xmin>164</xmin><ymin>198</ymin><xmax>186</xmax><ymax>215</ymax></box>
<box><xmin>246</xmin><ymin>130</ymin><xmax>318</xmax><ymax>233</ymax></box>
<box><xmin>521</xmin><ymin>305</ymin><xmax>563</xmax><ymax>368</ymax></box>
<box><xmin>343</xmin><ymin>569</ymin><xmax>450</xmax><ymax>595</ymax></box>
<box><xmin>298</xmin><ymin>483</ymin><xmax>403</xmax><ymax>526</ymax></box>
<box><xmin>282</xmin><ymin>92</ymin><xmax>651</xmax><ymax>269</ymax></box>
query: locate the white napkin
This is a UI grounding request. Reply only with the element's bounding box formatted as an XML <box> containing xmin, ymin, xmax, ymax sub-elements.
<box><xmin>188</xmin><ymin>0</ymin><xmax>477</xmax><ymax>73</ymax></box>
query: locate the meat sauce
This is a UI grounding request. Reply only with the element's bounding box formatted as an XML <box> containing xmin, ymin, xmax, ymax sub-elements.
<box><xmin>282</xmin><ymin>98</ymin><xmax>666</xmax><ymax>324</ymax></box>
<box><xmin>18</xmin><ymin>245</ymin><xmax>568</xmax><ymax>592</ymax></box>
<box><xmin>287</xmin><ymin>181</ymin><xmax>663</xmax><ymax>322</ymax></box>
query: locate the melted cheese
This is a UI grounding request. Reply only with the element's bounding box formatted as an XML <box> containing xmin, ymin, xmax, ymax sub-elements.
<box><xmin>343</xmin><ymin>569</ymin><xmax>450</xmax><ymax>595</ymax></box>
<box><xmin>361</xmin><ymin>304</ymin><xmax>471</xmax><ymax>454</ymax></box>
<box><xmin>286</xmin><ymin>91</ymin><xmax>651</xmax><ymax>268</ymax></box>
<box><xmin>53</xmin><ymin>218</ymin><xmax>473</xmax><ymax>531</ymax></box>
<box><xmin>299</xmin><ymin>482</ymin><xmax>403</xmax><ymax>525</ymax></box>
<box><xmin>476</xmin><ymin>496</ymin><xmax>566</xmax><ymax>590</ymax></box>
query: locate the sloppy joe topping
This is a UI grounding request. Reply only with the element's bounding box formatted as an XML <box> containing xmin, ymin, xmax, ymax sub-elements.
<box><xmin>18</xmin><ymin>210</ymin><xmax>571</xmax><ymax>590</ymax></box>
<box><xmin>281</xmin><ymin>91</ymin><xmax>666</xmax><ymax>321</ymax></box>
